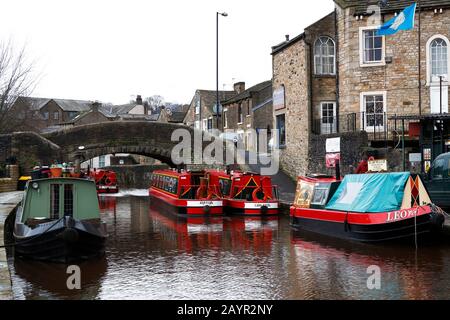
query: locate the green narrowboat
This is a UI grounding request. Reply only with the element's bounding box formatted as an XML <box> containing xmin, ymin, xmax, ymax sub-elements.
<box><xmin>13</xmin><ymin>177</ymin><xmax>107</xmax><ymax>263</ymax></box>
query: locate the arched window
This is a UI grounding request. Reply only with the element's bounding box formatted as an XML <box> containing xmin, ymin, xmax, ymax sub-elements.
<box><xmin>430</xmin><ymin>38</ymin><xmax>448</xmax><ymax>78</ymax></box>
<box><xmin>314</xmin><ymin>36</ymin><xmax>335</xmax><ymax>75</ymax></box>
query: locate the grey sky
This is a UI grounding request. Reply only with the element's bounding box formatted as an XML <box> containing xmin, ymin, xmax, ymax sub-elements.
<box><xmin>1</xmin><ymin>0</ymin><xmax>334</xmax><ymax>105</ymax></box>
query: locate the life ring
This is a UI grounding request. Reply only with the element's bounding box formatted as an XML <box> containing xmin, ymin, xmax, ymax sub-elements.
<box><xmin>252</xmin><ymin>188</ymin><xmax>267</xmax><ymax>202</ymax></box>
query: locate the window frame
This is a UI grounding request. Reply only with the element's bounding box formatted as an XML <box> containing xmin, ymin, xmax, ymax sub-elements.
<box><xmin>426</xmin><ymin>35</ymin><xmax>450</xmax><ymax>85</ymax></box>
<box><xmin>359</xmin><ymin>26</ymin><xmax>386</xmax><ymax>67</ymax></box>
<box><xmin>238</xmin><ymin>103</ymin><xmax>243</xmax><ymax>124</ymax></box>
<box><xmin>276</xmin><ymin>113</ymin><xmax>286</xmax><ymax>148</ymax></box>
<box><xmin>360</xmin><ymin>91</ymin><xmax>387</xmax><ymax>131</ymax></box>
<box><xmin>314</xmin><ymin>36</ymin><xmax>336</xmax><ymax>75</ymax></box>
<box><xmin>320</xmin><ymin>101</ymin><xmax>337</xmax><ymax>134</ymax></box>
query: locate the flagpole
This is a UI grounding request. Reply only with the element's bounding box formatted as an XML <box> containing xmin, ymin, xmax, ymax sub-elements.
<box><xmin>418</xmin><ymin>0</ymin><xmax>422</xmax><ymax>116</ymax></box>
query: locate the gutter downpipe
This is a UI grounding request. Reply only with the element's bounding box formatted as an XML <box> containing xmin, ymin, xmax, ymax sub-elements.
<box><xmin>335</xmin><ymin>8</ymin><xmax>340</xmax><ymax>134</ymax></box>
<box><xmin>305</xmin><ymin>35</ymin><xmax>314</xmax><ymax>135</ymax></box>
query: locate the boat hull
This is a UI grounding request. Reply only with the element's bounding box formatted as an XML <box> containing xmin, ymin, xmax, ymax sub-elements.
<box><xmin>225</xmin><ymin>199</ymin><xmax>279</xmax><ymax>216</ymax></box>
<box><xmin>290</xmin><ymin>205</ymin><xmax>446</xmax><ymax>243</ymax></box>
<box><xmin>149</xmin><ymin>189</ymin><xmax>223</xmax><ymax>216</ymax></box>
<box><xmin>14</xmin><ymin>227</ymin><xmax>106</xmax><ymax>263</ymax></box>
<box><xmin>97</xmin><ymin>185</ymin><xmax>119</xmax><ymax>194</ymax></box>
<box><xmin>14</xmin><ymin>215</ymin><xmax>107</xmax><ymax>263</ymax></box>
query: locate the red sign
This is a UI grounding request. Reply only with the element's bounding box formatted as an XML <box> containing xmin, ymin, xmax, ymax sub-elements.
<box><xmin>326</xmin><ymin>153</ymin><xmax>341</xmax><ymax>168</ymax></box>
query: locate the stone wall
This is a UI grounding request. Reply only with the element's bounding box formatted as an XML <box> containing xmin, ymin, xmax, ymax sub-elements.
<box><xmin>273</xmin><ymin>38</ymin><xmax>311</xmax><ymax>178</ymax></box>
<box><xmin>336</xmin><ymin>5</ymin><xmax>450</xmax><ymax>119</ymax></box>
<box><xmin>305</xmin><ymin>12</ymin><xmax>338</xmax><ymax>124</ymax></box>
<box><xmin>308</xmin><ymin>131</ymin><xmax>368</xmax><ymax>177</ymax></box>
<box><xmin>8</xmin><ymin>132</ymin><xmax>61</xmax><ymax>175</ymax></box>
<box><xmin>0</xmin><ymin>165</ymin><xmax>20</xmax><ymax>193</ymax></box>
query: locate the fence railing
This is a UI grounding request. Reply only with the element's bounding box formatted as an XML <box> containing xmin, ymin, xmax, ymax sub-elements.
<box><xmin>312</xmin><ymin>112</ymin><xmax>418</xmax><ymax>141</ymax></box>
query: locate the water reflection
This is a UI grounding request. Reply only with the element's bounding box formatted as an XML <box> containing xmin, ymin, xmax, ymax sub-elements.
<box><xmin>11</xmin><ymin>258</ymin><xmax>107</xmax><ymax>300</ymax></box>
<box><xmin>8</xmin><ymin>195</ymin><xmax>450</xmax><ymax>300</ymax></box>
<box><xmin>290</xmin><ymin>231</ymin><xmax>450</xmax><ymax>300</ymax></box>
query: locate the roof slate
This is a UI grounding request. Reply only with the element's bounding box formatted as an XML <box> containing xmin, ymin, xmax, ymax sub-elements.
<box><xmin>223</xmin><ymin>80</ymin><xmax>272</xmax><ymax>105</ymax></box>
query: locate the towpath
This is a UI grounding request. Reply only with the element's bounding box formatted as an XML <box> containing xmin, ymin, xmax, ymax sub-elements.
<box><xmin>0</xmin><ymin>191</ymin><xmax>22</xmax><ymax>300</ymax></box>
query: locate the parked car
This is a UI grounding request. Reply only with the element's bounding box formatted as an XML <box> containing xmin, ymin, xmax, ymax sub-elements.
<box><xmin>423</xmin><ymin>152</ymin><xmax>450</xmax><ymax>208</ymax></box>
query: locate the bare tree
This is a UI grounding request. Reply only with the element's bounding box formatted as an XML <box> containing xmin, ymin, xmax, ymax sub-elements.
<box><xmin>145</xmin><ymin>95</ymin><xmax>165</xmax><ymax>114</ymax></box>
<box><xmin>0</xmin><ymin>41</ymin><xmax>37</xmax><ymax>133</ymax></box>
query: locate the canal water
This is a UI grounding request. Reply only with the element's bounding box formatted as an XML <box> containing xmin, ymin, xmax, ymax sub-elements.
<box><xmin>7</xmin><ymin>192</ymin><xmax>450</xmax><ymax>300</ymax></box>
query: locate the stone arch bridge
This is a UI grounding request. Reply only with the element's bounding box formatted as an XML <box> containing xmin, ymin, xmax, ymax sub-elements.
<box><xmin>0</xmin><ymin>121</ymin><xmax>228</xmax><ymax>174</ymax></box>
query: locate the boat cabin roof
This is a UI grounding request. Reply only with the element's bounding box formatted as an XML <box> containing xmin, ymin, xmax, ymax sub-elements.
<box><xmin>22</xmin><ymin>177</ymin><xmax>100</xmax><ymax>222</ymax></box>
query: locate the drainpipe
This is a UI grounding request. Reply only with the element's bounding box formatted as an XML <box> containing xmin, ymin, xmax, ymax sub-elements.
<box><xmin>305</xmin><ymin>36</ymin><xmax>314</xmax><ymax>134</ymax></box>
<box><xmin>335</xmin><ymin>8</ymin><xmax>340</xmax><ymax>133</ymax></box>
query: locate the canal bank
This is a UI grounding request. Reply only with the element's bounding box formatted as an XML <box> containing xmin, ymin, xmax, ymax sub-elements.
<box><xmin>0</xmin><ymin>191</ymin><xmax>22</xmax><ymax>300</ymax></box>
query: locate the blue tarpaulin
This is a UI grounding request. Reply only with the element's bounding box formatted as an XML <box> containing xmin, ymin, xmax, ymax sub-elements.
<box><xmin>325</xmin><ymin>173</ymin><xmax>411</xmax><ymax>213</ymax></box>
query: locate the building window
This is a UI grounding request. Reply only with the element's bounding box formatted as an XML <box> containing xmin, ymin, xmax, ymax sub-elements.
<box><xmin>361</xmin><ymin>92</ymin><xmax>386</xmax><ymax>130</ymax></box>
<box><xmin>53</xmin><ymin>111</ymin><xmax>59</xmax><ymax>120</ymax></box>
<box><xmin>238</xmin><ymin>104</ymin><xmax>243</xmax><ymax>124</ymax></box>
<box><xmin>276</xmin><ymin>114</ymin><xmax>286</xmax><ymax>147</ymax></box>
<box><xmin>223</xmin><ymin>109</ymin><xmax>228</xmax><ymax>128</ymax></box>
<box><xmin>99</xmin><ymin>155</ymin><xmax>106</xmax><ymax>168</ymax></box>
<box><xmin>320</xmin><ymin>102</ymin><xmax>337</xmax><ymax>134</ymax></box>
<box><xmin>43</xmin><ymin>112</ymin><xmax>49</xmax><ymax>120</ymax></box>
<box><xmin>360</xmin><ymin>28</ymin><xmax>384</xmax><ymax>65</ymax></box>
<box><xmin>430</xmin><ymin>37</ymin><xmax>449</xmax><ymax>81</ymax></box>
<box><xmin>207</xmin><ymin>117</ymin><xmax>213</xmax><ymax>130</ymax></box>
<box><xmin>314</xmin><ymin>36</ymin><xmax>335</xmax><ymax>75</ymax></box>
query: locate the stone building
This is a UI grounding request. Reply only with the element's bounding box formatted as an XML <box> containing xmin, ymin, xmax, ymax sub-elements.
<box><xmin>184</xmin><ymin>89</ymin><xmax>237</xmax><ymax>131</ymax></box>
<box><xmin>222</xmin><ymin>80</ymin><xmax>273</xmax><ymax>152</ymax></box>
<box><xmin>8</xmin><ymin>97</ymin><xmax>92</xmax><ymax>133</ymax></box>
<box><xmin>272</xmin><ymin>0</ymin><xmax>450</xmax><ymax>178</ymax></box>
<box><xmin>272</xmin><ymin>12</ymin><xmax>338</xmax><ymax>178</ymax></box>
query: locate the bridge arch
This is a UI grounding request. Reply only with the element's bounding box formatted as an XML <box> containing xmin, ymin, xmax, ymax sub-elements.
<box><xmin>43</xmin><ymin>121</ymin><xmax>197</xmax><ymax>166</ymax></box>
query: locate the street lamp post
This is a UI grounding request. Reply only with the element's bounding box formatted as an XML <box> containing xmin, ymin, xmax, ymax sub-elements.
<box><xmin>216</xmin><ymin>11</ymin><xmax>228</xmax><ymax>132</ymax></box>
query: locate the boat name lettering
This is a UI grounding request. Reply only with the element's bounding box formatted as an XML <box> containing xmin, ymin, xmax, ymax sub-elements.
<box><xmin>386</xmin><ymin>208</ymin><xmax>419</xmax><ymax>222</ymax></box>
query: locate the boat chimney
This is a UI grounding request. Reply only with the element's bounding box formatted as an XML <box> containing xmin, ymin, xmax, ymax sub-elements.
<box><xmin>335</xmin><ymin>159</ymin><xmax>341</xmax><ymax>180</ymax></box>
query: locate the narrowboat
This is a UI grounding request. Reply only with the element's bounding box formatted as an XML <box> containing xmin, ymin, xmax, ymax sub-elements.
<box><xmin>290</xmin><ymin>172</ymin><xmax>447</xmax><ymax>243</ymax></box>
<box><xmin>149</xmin><ymin>169</ymin><xmax>223</xmax><ymax>216</ymax></box>
<box><xmin>13</xmin><ymin>177</ymin><xmax>107</xmax><ymax>263</ymax></box>
<box><xmin>206</xmin><ymin>170</ymin><xmax>279</xmax><ymax>216</ymax></box>
<box><xmin>90</xmin><ymin>169</ymin><xmax>119</xmax><ymax>194</ymax></box>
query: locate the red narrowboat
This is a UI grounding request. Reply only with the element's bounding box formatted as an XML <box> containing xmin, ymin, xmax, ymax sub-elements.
<box><xmin>290</xmin><ymin>172</ymin><xmax>447</xmax><ymax>243</ymax></box>
<box><xmin>206</xmin><ymin>170</ymin><xmax>279</xmax><ymax>216</ymax></box>
<box><xmin>90</xmin><ymin>169</ymin><xmax>119</xmax><ymax>194</ymax></box>
<box><xmin>149</xmin><ymin>169</ymin><xmax>223</xmax><ymax>216</ymax></box>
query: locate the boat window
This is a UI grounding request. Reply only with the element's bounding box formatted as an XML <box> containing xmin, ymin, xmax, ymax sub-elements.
<box><xmin>64</xmin><ymin>184</ymin><xmax>74</xmax><ymax>217</ymax></box>
<box><xmin>219</xmin><ymin>178</ymin><xmax>231</xmax><ymax>196</ymax></box>
<box><xmin>50</xmin><ymin>184</ymin><xmax>61</xmax><ymax>219</ymax></box>
<box><xmin>311</xmin><ymin>184</ymin><xmax>330</xmax><ymax>206</ymax></box>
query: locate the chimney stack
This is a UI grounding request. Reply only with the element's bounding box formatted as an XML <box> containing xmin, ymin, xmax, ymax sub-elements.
<box><xmin>92</xmin><ymin>101</ymin><xmax>101</xmax><ymax>112</ymax></box>
<box><xmin>233</xmin><ymin>82</ymin><xmax>246</xmax><ymax>94</ymax></box>
<box><xmin>136</xmin><ymin>95</ymin><xmax>143</xmax><ymax>105</ymax></box>
<box><xmin>285</xmin><ymin>34</ymin><xmax>290</xmax><ymax>42</ymax></box>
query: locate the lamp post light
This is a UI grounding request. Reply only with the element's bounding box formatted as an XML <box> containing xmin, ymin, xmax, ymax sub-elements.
<box><xmin>216</xmin><ymin>11</ymin><xmax>228</xmax><ymax>132</ymax></box>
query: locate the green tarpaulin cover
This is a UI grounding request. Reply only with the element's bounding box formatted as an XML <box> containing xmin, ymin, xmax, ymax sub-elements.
<box><xmin>325</xmin><ymin>173</ymin><xmax>410</xmax><ymax>213</ymax></box>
